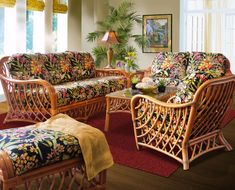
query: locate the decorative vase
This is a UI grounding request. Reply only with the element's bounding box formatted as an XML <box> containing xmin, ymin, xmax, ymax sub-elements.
<box><xmin>124</xmin><ymin>64</ymin><xmax>131</xmax><ymax>73</ymax></box>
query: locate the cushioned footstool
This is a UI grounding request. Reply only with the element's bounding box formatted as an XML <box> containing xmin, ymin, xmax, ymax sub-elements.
<box><xmin>0</xmin><ymin>114</ymin><xmax>113</xmax><ymax>190</ymax></box>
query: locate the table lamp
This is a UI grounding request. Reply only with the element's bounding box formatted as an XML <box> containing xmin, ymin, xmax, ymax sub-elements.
<box><xmin>101</xmin><ymin>31</ymin><xmax>119</xmax><ymax>69</ymax></box>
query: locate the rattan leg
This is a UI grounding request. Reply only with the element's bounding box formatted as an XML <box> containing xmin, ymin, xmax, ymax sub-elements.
<box><xmin>218</xmin><ymin>131</ymin><xmax>233</xmax><ymax>151</ymax></box>
<box><xmin>104</xmin><ymin>97</ymin><xmax>110</xmax><ymax>132</ymax></box>
<box><xmin>182</xmin><ymin>145</ymin><xmax>189</xmax><ymax>170</ymax></box>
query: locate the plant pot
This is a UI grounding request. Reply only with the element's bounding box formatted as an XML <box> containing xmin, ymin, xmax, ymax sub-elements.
<box><xmin>131</xmin><ymin>83</ymin><xmax>137</xmax><ymax>90</ymax></box>
<box><xmin>158</xmin><ymin>86</ymin><xmax>166</xmax><ymax>93</ymax></box>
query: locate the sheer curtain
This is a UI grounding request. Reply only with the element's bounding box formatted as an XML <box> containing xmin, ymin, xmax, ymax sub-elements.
<box><xmin>180</xmin><ymin>0</ymin><xmax>235</xmax><ymax>73</ymax></box>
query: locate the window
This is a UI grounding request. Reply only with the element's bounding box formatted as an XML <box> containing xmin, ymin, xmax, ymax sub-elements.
<box><xmin>52</xmin><ymin>13</ymin><xmax>67</xmax><ymax>52</ymax></box>
<box><xmin>180</xmin><ymin>0</ymin><xmax>235</xmax><ymax>72</ymax></box>
<box><xmin>0</xmin><ymin>1</ymin><xmax>17</xmax><ymax>101</ymax></box>
<box><xmin>0</xmin><ymin>8</ymin><xmax>4</xmax><ymax>54</ymax></box>
<box><xmin>0</xmin><ymin>6</ymin><xmax>16</xmax><ymax>55</ymax></box>
<box><xmin>52</xmin><ymin>0</ymin><xmax>68</xmax><ymax>52</ymax></box>
<box><xmin>26</xmin><ymin>10</ymin><xmax>45</xmax><ymax>52</ymax></box>
<box><xmin>225</xmin><ymin>14</ymin><xmax>235</xmax><ymax>65</ymax></box>
<box><xmin>26</xmin><ymin>0</ymin><xmax>45</xmax><ymax>52</ymax></box>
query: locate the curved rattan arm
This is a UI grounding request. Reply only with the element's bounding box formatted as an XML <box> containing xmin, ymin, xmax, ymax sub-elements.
<box><xmin>96</xmin><ymin>68</ymin><xmax>129</xmax><ymax>87</ymax></box>
<box><xmin>96</xmin><ymin>68</ymin><xmax>128</xmax><ymax>77</ymax></box>
<box><xmin>0</xmin><ymin>74</ymin><xmax>58</xmax><ymax>123</ymax></box>
<box><xmin>131</xmin><ymin>94</ymin><xmax>195</xmax><ymax>162</ymax></box>
<box><xmin>0</xmin><ymin>151</ymin><xmax>15</xmax><ymax>180</ymax></box>
<box><xmin>0</xmin><ymin>56</ymin><xmax>10</xmax><ymax>77</ymax></box>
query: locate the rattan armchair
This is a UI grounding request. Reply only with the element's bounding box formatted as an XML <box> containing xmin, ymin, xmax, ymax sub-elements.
<box><xmin>131</xmin><ymin>75</ymin><xmax>235</xmax><ymax>170</ymax></box>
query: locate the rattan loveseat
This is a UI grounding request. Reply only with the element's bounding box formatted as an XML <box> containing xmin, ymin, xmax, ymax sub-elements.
<box><xmin>131</xmin><ymin>52</ymin><xmax>235</xmax><ymax>170</ymax></box>
<box><xmin>0</xmin><ymin>51</ymin><xmax>128</xmax><ymax>123</ymax></box>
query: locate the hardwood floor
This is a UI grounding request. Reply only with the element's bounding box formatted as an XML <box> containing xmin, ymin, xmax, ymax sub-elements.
<box><xmin>0</xmin><ymin>101</ymin><xmax>234</xmax><ymax>190</ymax></box>
<box><xmin>0</xmin><ymin>102</ymin><xmax>8</xmax><ymax>114</ymax></box>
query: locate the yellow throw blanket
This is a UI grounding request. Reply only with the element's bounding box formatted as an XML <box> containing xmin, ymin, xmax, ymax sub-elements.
<box><xmin>35</xmin><ymin>113</ymin><xmax>113</xmax><ymax>180</ymax></box>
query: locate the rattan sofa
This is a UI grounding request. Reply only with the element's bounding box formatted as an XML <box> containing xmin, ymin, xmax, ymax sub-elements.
<box><xmin>131</xmin><ymin>52</ymin><xmax>235</xmax><ymax>170</ymax></box>
<box><xmin>0</xmin><ymin>51</ymin><xmax>128</xmax><ymax>123</ymax></box>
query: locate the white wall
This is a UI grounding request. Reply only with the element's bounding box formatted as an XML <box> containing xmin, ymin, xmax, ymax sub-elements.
<box><xmin>80</xmin><ymin>0</ymin><xmax>109</xmax><ymax>53</ymax></box>
<box><xmin>68</xmin><ymin>0</ymin><xmax>81</xmax><ymax>51</ymax></box>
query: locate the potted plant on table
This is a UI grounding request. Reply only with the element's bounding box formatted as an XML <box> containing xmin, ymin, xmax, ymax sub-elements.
<box><xmin>157</xmin><ymin>79</ymin><xmax>166</xmax><ymax>93</ymax></box>
<box><xmin>131</xmin><ymin>75</ymin><xmax>140</xmax><ymax>90</ymax></box>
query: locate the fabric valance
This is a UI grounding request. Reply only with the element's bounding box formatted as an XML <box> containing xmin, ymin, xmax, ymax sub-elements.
<box><xmin>27</xmin><ymin>0</ymin><xmax>45</xmax><ymax>11</ymax></box>
<box><xmin>53</xmin><ymin>0</ymin><xmax>68</xmax><ymax>14</ymax></box>
<box><xmin>0</xmin><ymin>0</ymin><xmax>16</xmax><ymax>7</ymax></box>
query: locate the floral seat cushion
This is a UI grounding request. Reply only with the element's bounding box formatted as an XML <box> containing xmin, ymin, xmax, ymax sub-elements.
<box><xmin>55</xmin><ymin>76</ymin><xmax>127</xmax><ymax>106</ymax></box>
<box><xmin>7</xmin><ymin>52</ymin><xmax>95</xmax><ymax>85</ymax></box>
<box><xmin>151</xmin><ymin>52</ymin><xmax>189</xmax><ymax>80</ymax></box>
<box><xmin>0</xmin><ymin>127</ymin><xmax>82</xmax><ymax>175</ymax></box>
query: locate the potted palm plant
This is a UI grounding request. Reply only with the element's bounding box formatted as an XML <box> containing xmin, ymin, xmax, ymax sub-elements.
<box><xmin>86</xmin><ymin>0</ymin><xmax>145</xmax><ymax>67</ymax></box>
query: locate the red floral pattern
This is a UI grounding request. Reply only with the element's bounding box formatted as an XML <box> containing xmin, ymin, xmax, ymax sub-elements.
<box><xmin>7</xmin><ymin>51</ymin><xmax>96</xmax><ymax>85</ymax></box>
<box><xmin>151</xmin><ymin>52</ymin><xmax>189</xmax><ymax>80</ymax></box>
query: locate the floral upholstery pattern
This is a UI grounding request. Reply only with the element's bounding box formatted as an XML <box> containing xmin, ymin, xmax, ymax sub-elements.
<box><xmin>7</xmin><ymin>52</ymin><xmax>95</xmax><ymax>85</ymax></box>
<box><xmin>151</xmin><ymin>52</ymin><xmax>189</xmax><ymax>80</ymax></box>
<box><xmin>55</xmin><ymin>76</ymin><xmax>127</xmax><ymax>106</ymax></box>
<box><xmin>150</xmin><ymin>52</ymin><xmax>229</xmax><ymax>103</ymax></box>
<box><xmin>173</xmin><ymin>52</ymin><xmax>228</xmax><ymax>103</ymax></box>
<box><xmin>0</xmin><ymin>127</ymin><xmax>81</xmax><ymax>175</ymax></box>
<box><xmin>186</xmin><ymin>52</ymin><xmax>227</xmax><ymax>76</ymax></box>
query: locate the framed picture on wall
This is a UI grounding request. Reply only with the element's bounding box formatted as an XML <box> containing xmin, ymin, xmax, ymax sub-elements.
<box><xmin>142</xmin><ymin>14</ymin><xmax>172</xmax><ymax>53</ymax></box>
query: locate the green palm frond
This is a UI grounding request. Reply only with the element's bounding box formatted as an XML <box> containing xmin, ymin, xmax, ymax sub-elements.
<box><xmin>86</xmin><ymin>31</ymin><xmax>103</xmax><ymax>42</ymax></box>
<box><xmin>86</xmin><ymin>0</ymin><xmax>144</xmax><ymax>67</ymax></box>
<box><xmin>132</xmin><ymin>34</ymin><xmax>147</xmax><ymax>48</ymax></box>
<box><xmin>92</xmin><ymin>46</ymin><xmax>107</xmax><ymax>66</ymax></box>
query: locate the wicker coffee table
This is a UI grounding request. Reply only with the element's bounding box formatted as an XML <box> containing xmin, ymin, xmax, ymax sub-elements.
<box><xmin>104</xmin><ymin>87</ymin><xmax>176</xmax><ymax>132</ymax></box>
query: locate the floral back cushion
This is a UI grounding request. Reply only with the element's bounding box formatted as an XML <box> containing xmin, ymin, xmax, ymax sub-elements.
<box><xmin>7</xmin><ymin>52</ymin><xmax>96</xmax><ymax>85</ymax></box>
<box><xmin>173</xmin><ymin>70</ymin><xmax>225</xmax><ymax>104</ymax></box>
<box><xmin>186</xmin><ymin>52</ymin><xmax>228</xmax><ymax>76</ymax></box>
<box><xmin>151</xmin><ymin>52</ymin><xmax>189</xmax><ymax>80</ymax></box>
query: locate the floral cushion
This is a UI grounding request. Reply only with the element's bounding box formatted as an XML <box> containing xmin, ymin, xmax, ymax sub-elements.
<box><xmin>186</xmin><ymin>52</ymin><xmax>228</xmax><ymax>76</ymax></box>
<box><xmin>151</xmin><ymin>52</ymin><xmax>189</xmax><ymax>80</ymax></box>
<box><xmin>7</xmin><ymin>52</ymin><xmax>96</xmax><ymax>85</ymax></box>
<box><xmin>172</xmin><ymin>52</ymin><xmax>228</xmax><ymax>103</ymax></box>
<box><xmin>173</xmin><ymin>70</ymin><xmax>224</xmax><ymax>103</ymax></box>
<box><xmin>55</xmin><ymin>76</ymin><xmax>127</xmax><ymax>106</ymax></box>
<box><xmin>0</xmin><ymin>127</ymin><xmax>81</xmax><ymax>175</ymax></box>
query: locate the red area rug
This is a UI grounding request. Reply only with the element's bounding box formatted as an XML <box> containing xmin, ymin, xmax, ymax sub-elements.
<box><xmin>1</xmin><ymin>109</ymin><xmax>235</xmax><ymax>177</ymax></box>
<box><xmin>87</xmin><ymin>112</ymin><xmax>179</xmax><ymax>177</ymax></box>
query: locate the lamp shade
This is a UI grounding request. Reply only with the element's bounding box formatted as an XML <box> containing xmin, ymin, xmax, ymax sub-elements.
<box><xmin>101</xmin><ymin>31</ymin><xmax>119</xmax><ymax>44</ymax></box>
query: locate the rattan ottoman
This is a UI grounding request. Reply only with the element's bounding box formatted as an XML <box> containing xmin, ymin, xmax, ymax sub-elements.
<box><xmin>0</xmin><ymin>114</ymin><xmax>113</xmax><ymax>190</ymax></box>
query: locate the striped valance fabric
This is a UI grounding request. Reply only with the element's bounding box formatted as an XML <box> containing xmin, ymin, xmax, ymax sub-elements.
<box><xmin>27</xmin><ymin>0</ymin><xmax>45</xmax><ymax>11</ymax></box>
<box><xmin>53</xmin><ymin>0</ymin><xmax>68</xmax><ymax>14</ymax></box>
<box><xmin>0</xmin><ymin>0</ymin><xmax>16</xmax><ymax>7</ymax></box>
